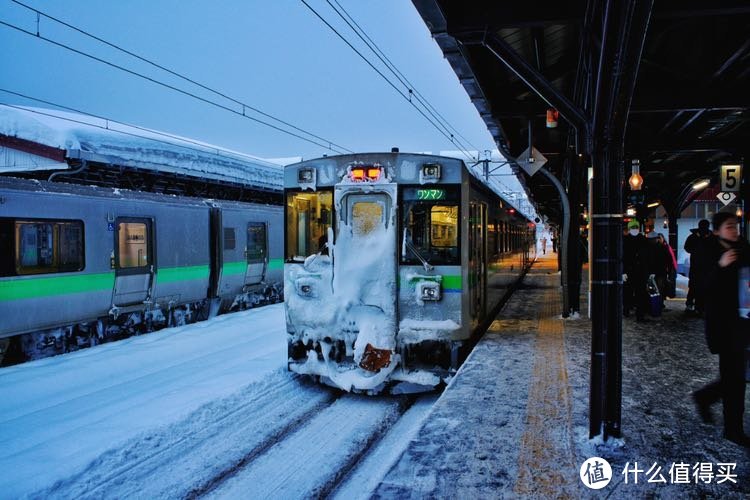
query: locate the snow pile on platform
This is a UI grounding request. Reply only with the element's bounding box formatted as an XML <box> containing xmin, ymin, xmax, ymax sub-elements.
<box><xmin>0</xmin><ymin>105</ymin><xmax>283</xmax><ymax>190</ymax></box>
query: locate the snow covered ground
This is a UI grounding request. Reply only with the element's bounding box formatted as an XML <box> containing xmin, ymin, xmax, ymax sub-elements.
<box><xmin>0</xmin><ymin>305</ymin><xmax>288</xmax><ymax>498</ymax></box>
<box><xmin>0</xmin><ymin>304</ymin><xmax>437</xmax><ymax>499</ymax></box>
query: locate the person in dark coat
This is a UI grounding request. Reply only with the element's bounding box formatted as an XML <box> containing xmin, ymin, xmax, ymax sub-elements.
<box><xmin>647</xmin><ymin>232</ymin><xmax>674</xmax><ymax>309</ymax></box>
<box><xmin>684</xmin><ymin>219</ymin><xmax>715</xmax><ymax>314</ymax></box>
<box><xmin>623</xmin><ymin>220</ymin><xmax>655</xmax><ymax>322</ymax></box>
<box><xmin>692</xmin><ymin>212</ymin><xmax>750</xmax><ymax>447</ymax></box>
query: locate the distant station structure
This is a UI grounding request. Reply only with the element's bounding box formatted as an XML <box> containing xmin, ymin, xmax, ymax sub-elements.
<box><xmin>0</xmin><ymin>105</ymin><xmax>283</xmax><ymax>204</ymax></box>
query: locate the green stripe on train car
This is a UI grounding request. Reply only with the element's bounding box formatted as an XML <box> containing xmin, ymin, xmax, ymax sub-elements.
<box><xmin>268</xmin><ymin>258</ymin><xmax>283</xmax><ymax>271</ymax></box>
<box><xmin>442</xmin><ymin>275</ymin><xmax>462</xmax><ymax>291</ymax></box>
<box><xmin>155</xmin><ymin>265</ymin><xmax>210</xmax><ymax>284</ymax></box>
<box><xmin>400</xmin><ymin>274</ymin><xmax>462</xmax><ymax>291</ymax></box>
<box><xmin>223</xmin><ymin>261</ymin><xmax>247</xmax><ymax>276</ymax></box>
<box><xmin>0</xmin><ymin>272</ymin><xmax>116</xmax><ymax>301</ymax></box>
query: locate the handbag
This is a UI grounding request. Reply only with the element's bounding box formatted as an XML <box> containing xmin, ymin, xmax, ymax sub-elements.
<box><xmin>647</xmin><ymin>276</ymin><xmax>662</xmax><ymax>317</ymax></box>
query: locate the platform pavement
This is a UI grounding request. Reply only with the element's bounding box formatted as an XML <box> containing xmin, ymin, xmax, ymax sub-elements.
<box><xmin>375</xmin><ymin>252</ymin><xmax>749</xmax><ymax>499</ymax></box>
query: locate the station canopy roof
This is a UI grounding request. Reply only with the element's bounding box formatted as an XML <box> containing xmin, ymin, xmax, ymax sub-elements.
<box><xmin>413</xmin><ymin>0</ymin><xmax>749</xmax><ymax>223</ymax></box>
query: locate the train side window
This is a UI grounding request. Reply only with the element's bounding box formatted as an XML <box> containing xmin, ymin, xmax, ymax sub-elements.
<box><xmin>117</xmin><ymin>222</ymin><xmax>149</xmax><ymax>269</ymax></box>
<box><xmin>285</xmin><ymin>190</ymin><xmax>333</xmax><ymax>262</ymax></box>
<box><xmin>247</xmin><ymin>223</ymin><xmax>266</xmax><ymax>263</ymax></box>
<box><xmin>58</xmin><ymin>222</ymin><xmax>84</xmax><ymax>272</ymax></box>
<box><xmin>12</xmin><ymin>219</ymin><xmax>84</xmax><ymax>275</ymax></box>
<box><xmin>224</xmin><ymin>228</ymin><xmax>236</xmax><ymax>251</ymax></box>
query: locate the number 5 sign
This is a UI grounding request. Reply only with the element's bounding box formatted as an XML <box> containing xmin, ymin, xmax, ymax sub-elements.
<box><xmin>720</xmin><ymin>164</ymin><xmax>742</xmax><ymax>192</ymax></box>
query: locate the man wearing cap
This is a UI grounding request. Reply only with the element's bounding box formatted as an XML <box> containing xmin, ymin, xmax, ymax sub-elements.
<box><xmin>684</xmin><ymin>219</ymin><xmax>715</xmax><ymax>315</ymax></box>
<box><xmin>623</xmin><ymin>220</ymin><xmax>654</xmax><ymax>322</ymax></box>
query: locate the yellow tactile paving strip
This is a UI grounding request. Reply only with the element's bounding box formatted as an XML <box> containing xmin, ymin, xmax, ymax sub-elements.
<box><xmin>514</xmin><ymin>254</ymin><xmax>580</xmax><ymax>497</ymax></box>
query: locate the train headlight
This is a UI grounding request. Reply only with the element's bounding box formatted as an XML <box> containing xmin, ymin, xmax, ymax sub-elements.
<box><xmin>295</xmin><ymin>278</ymin><xmax>318</xmax><ymax>298</ymax></box>
<box><xmin>348</xmin><ymin>165</ymin><xmax>383</xmax><ymax>182</ymax></box>
<box><xmin>417</xmin><ymin>281</ymin><xmax>441</xmax><ymax>302</ymax></box>
<box><xmin>420</xmin><ymin>163</ymin><xmax>441</xmax><ymax>183</ymax></box>
<box><xmin>298</xmin><ymin>168</ymin><xmax>316</xmax><ymax>187</ymax></box>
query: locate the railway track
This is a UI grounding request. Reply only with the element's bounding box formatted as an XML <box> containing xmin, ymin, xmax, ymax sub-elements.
<box><xmin>37</xmin><ymin>371</ymin><xmax>435</xmax><ymax>500</ymax></box>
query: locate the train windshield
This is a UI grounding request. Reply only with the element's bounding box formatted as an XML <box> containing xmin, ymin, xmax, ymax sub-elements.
<box><xmin>401</xmin><ymin>186</ymin><xmax>460</xmax><ymax>266</ymax></box>
<box><xmin>285</xmin><ymin>190</ymin><xmax>333</xmax><ymax>262</ymax></box>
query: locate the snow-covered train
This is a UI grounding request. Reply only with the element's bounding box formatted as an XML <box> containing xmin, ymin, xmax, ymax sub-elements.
<box><xmin>0</xmin><ymin>177</ymin><xmax>283</xmax><ymax>364</ymax></box>
<box><xmin>284</xmin><ymin>152</ymin><xmax>535</xmax><ymax>393</ymax></box>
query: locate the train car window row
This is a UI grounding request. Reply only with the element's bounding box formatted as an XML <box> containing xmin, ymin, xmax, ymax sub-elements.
<box><xmin>0</xmin><ymin>218</ymin><xmax>85</xmax><ymax>276</ymax></box>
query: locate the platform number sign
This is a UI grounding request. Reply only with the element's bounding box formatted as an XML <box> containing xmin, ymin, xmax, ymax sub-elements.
<box><xmin>720</xmin><ymin>164</ymin><xmax>741</xmax><ymax>192</ymax></box>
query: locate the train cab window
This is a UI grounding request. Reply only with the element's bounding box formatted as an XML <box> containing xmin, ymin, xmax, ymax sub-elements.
<box><xmin>117</xmin><ymin>222</ymin><xmax>150</xmax><ymax>269</ymax></box>
<box><xmin>401</xmin><ymin>186</ymin><xmax>460</xmax><ymax>266</ymax></box>
<box><xmin>8</xmin><ymin>219</ymin><xmax>85</xmax><ymax>276</ymax></box>
<box><xmin>223</xmin><ymin>228</ymin><xmax>236</xmax><ymax>251</ymax></box>
<box><xmin>247</xmin><ymin>223</ymin><xmax>267</xmax><ymax>263</ymax></box>
<box><xmin>285</xmin><ymin>190</ymin><xmax>333</xmax><ymax>262</ymax></box>
<box><xmin>351</xmin><ymin>195</ymin><xmax>386</xmax><ymax>236</ymax></box>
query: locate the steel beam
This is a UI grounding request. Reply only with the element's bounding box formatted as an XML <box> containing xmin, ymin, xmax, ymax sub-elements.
<box><xmin>589</xmin><ymin>0</ymin><xmax>654</xmax><ymax>440</ymax></box>
<box><xmin>457</xmin><ymin>31</ymin><xmax>588</xmax><ymax>132</ymax></box>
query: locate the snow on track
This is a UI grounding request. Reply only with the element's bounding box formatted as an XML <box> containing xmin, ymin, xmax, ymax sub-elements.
<box><xmin>205</xmin><ymin>395</ymin><xmax>412</xmax><ymax>499</ymax></box>
<box><xmin>332</xmin><ymin>394</ymin><xmax>439</xmax><ymax>500</ymax></box>
<box><xmin>41</xmin><ymin>372</ymin><xmax>336</xmax><ymax>499</ymax></box>
<box><xmin>0</xmin><ymin>304</ymin><xmax>287</xmax><ymax>498</ymax></box>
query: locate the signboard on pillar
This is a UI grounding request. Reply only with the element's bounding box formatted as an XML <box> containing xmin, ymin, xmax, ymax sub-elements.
<box><xmin>517</xmin><ymin>147</ymin><xmax>547</xmax><ymax>177</ymax></box>
<box><xmin>717</xmin><ymin>192</ymin><xmax>737</xmax><ymax>206</ymax></box>
<box><xmin>720</xmin><ymin>164</ymin><xmax>742</xmax><ymax>192</ymax></box>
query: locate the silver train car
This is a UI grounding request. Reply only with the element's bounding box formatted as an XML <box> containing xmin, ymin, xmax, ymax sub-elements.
<box><xmin>284</xmin><ymin>152</ymin><xmax>535</xmax><ymax>393</ymax></box>
<box><xmin>0</xmin><ymin>177</ymin><xmax>283</xmax><ymax>364</ymax></box>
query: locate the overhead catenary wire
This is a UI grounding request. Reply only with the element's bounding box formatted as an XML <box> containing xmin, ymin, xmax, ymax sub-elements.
<box><xmin>1</xmin><ymin>4</ymin><xmax>351</xmax><ymax>155</ymax></box>
<box><xmin>327</xmin><ymin>0</ymin><xmax>480</xmax><ymax>154</ymax></box>
<box><xmin>299</xmin><ymin>0</ymin><xmax>476</xmax><ymax>161</ymax></box>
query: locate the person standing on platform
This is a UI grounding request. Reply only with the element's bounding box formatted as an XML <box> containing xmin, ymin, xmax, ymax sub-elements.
<box><xmin>648</xmin><ymin>232</ymin><xmax>675</xmax><ymax>309</ymax></box>
<box><xmin>684</xmin><ymin>219</ymin><xmax>714</xmax><ymax>314</ymax></box>
<box><xmin>623</xmin><ymin>220</ymin><xmax>654</xmax><ymax>322</ymax></box>
<box><xmin>692</xmin><ymin>212</ymin><xmax>750</xmax><ymax>447</ymax></box>
<box><xmin>541</xmin><ymin>236</ymin><xmax>547</xmax><ymax>255</ymax></box>
<box><xmin>551</xmin><ymin>234</ymin><xmax>558</xmax><ymax>253</ymax></box>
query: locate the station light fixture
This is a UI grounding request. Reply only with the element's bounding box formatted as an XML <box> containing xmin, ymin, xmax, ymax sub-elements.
<box><xmin>692</xmin><ymin>179</ymin><xmax>710</xmax><ymax>191</ymax></box>
<box><xmin>628</xmin><ymin>159</ymin><xmax>643</xmax><ymax>191</ymax></box>
<box><xmin>647</xmin><ymin>202</ymin><xmax>660</xmax><ymax>208</ymax></box>
<box><xmin>737</xmin><ymin>207</ymin><xmax>744</xmax><ymax>217</ymax></box>
<box><xmin>546</xmin><ymin>108</ymin><xmax>559</xmax><ymax>128</ymax></box>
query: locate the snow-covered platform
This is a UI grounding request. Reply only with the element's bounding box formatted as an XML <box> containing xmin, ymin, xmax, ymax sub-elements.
<box><xmin>376</xmin><ymin>252</ymin><xmax>750</xmax><ymax>498</ymax></box>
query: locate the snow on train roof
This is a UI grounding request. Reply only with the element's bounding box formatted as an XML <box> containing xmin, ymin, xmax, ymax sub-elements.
<box><xmin>0</xmin><ymin>105</ymin><xmax>283</xmax><ymax>190</ymax></box>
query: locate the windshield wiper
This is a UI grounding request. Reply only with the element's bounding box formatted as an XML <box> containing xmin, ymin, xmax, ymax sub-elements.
<box><xmin>402</xmin><ymin>228</ymin><xmax>434</xmax><ymax>271</ymax></box>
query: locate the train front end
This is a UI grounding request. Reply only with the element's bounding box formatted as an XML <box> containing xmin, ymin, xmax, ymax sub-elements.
<box><xmin>284</xmin><ymin>153</ymin><xmax>465</xmax><ymax>394</ymax></box>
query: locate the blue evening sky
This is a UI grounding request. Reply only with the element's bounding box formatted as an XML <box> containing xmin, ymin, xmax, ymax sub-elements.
<box><xmin>1</xmin><ymin>0</ymin><xmax>498</xmax><ymax>162</ymax></box>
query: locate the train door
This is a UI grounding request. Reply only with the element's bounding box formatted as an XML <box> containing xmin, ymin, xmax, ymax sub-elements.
<box><xmin>208</xmin><ymin>207</ymin><xmax>222</xmax><ymax>299</ymax></box>
<box><xmin>113</xmin><ymin>217</ymin><xmax>154</xmax><ymax>306</ymax></box>
<box><xmin>245</xmin><ymin>222</ymin><xmax>267</xmax><ymax>285</ymax></box>
<box><xmin>469</xmin><ymin>202</ymin><xmax>487</xmax><ymax>320</ymax></box>
<box><xmin>334</xmin><ymin>184</ymin><xmax>398</xmax><ymax>357</ymax></box>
